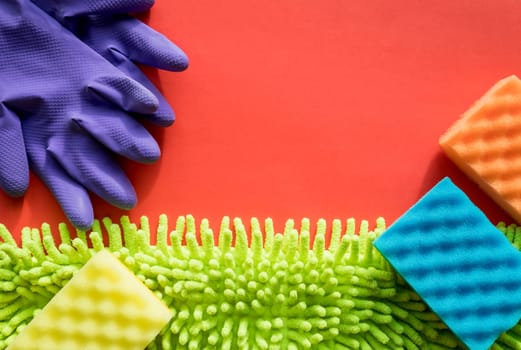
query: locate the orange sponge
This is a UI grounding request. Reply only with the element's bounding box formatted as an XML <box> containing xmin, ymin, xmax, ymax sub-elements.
<box><xmin>440</xmin><ymin>75</ymin><xmax>521</xmax><ymax>223</ymax></box>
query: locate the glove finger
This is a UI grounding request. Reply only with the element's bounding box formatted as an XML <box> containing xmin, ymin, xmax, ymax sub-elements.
<box><xmin>45</xmin><ymin>129</ymin><xmax>138</xmax><ymax>210</ymax></box>
<box><xmin>90</xmin><ymin>15</ymin><xmax>189</xmax><ymax>72</ymax></box>
<box><xmin>24</xmin><ymin>136</ymin><xmax>94</xmax><ymax>230</ymax></box>
<box><xmin>81</xmin><ymin>0</ymin><xmax>155</xmax><ymax>14</ymax></box>
<box><xmin>32</xmin><ymin>0</ymin><xmax>155</xmax><ymax>18</ymax></box>
<box><xmin>72</xmin><ymin>109</ymin><xmax>160</xmax><ymax>163</ymax></box>
<box><xmin>0</xmin><ymin>105</ymin><xmax>28</xmax><ymax>197</ymax></box>
<box><xmin>109</xmin><ymin>49</ymin><xmax>175</xmax><ymax>127</ymax></box>
<box><xmin>88</xmin><ymin>74</ymin><xmax>159</xmax><ymax>114</ymax></box>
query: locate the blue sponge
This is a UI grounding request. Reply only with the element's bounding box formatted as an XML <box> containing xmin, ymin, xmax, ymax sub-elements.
<box><xmin>374</xmin><ymin>177</ymin><xmax>521</xmax><ymax>350</ymax></box>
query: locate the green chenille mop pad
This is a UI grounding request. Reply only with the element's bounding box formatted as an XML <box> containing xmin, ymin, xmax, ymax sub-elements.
<box><xmin>1</xmin><ymin>215</ymin><xmax>521</xmax><ymax>349</ymax></box>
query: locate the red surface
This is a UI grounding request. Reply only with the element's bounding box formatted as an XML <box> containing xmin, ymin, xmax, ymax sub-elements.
<box><xmin>1</xmin><ymin>0</ymin><xmax>521</xmax><ymax>237</ymax></box>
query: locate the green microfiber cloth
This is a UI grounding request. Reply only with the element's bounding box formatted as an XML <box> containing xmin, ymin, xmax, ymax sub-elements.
<box><xmin>0</xmin><ymin>214</ymin><xmax>520</xmax><ymax>349</ymax></box>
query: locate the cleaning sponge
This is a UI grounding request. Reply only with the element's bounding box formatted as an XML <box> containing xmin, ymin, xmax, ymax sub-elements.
<box><xmin>6</xmin><ymin>250</ymin><xmax>172</xmax><ymax>350</ymax></box>
<box><xmin>374</xmin><ymin>177</ymin><xmax>521</xmax><ymax>350</ymax></box>
<box><xmin>440</xmin><ymin>74</ymin><xmax>521</xmax><ymax>224</ymax></box>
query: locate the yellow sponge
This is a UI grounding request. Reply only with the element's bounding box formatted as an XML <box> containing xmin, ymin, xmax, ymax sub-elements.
<box><xmin>6</xmin><ymin>250</ymin><xmax>172</xmax><ymax>350</ymax></box>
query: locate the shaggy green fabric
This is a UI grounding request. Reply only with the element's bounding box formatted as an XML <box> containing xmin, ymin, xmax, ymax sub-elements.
<box><xmin>0</xmin><ymin>215</ymin><xmax>519</xmax><ymax>349</ymax></box>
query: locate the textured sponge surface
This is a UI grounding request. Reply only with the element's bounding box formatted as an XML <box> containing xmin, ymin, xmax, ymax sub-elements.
<box><xmin>374</xmin><ymin>177</ymin><xmax>521</xmax><ymax>350</ymax></box>
<box><xmin>6</xmin><ymin>250</ymin><xmax>172</xmax><ymax>350</ymax></box>
<box><xmin>440</xmin><ymin>75</ymin><xmax>521</xmax><ymax>224</ymax></box>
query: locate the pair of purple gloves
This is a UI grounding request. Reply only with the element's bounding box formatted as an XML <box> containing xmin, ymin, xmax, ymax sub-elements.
<box><xmin>0</xmin><ymin>0</ymin><xmax>188</xmax><ymax>229</ymax></box>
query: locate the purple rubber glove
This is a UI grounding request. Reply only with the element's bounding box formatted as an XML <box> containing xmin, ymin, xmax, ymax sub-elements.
<box><xmin>33</xmin><ymin>0</ymin><xmax>189</xmax><ymax>126</ymax></box>
<box><xmin>0</xmin><ymin>0</ymin><xmax>162</xmax><ymax>229</ymax></box>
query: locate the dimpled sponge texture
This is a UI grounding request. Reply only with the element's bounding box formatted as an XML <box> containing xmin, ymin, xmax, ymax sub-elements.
<box><xmin>6</xmin><ymin>250</ymin><xmax>172</xmax><ymax>350</ymax></box>
<box><xmin>374</xmin><ymin>177</ymin><xmax>521</xmax><ymax>350</ymax></box>
<box><xmin>440</xmin><ymin>75</ymin><xmax>521</xmax><ymax>224</ymax></box>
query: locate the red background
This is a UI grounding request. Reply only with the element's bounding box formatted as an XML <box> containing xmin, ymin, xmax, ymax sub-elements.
<box><xmin>1</xmin><ymin>0</ymin><xmax>520</xmax><ymax>237</ymax></box>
